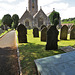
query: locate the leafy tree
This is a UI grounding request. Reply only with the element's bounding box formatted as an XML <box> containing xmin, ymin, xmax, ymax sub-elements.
<box><xmin>2</xmin><ymin>14</ymin><xmax>13</xmax><ymax>28</ymax></box>
<box><xmin>0</xmin><ymin>19</ymin><xmax>2</xmax><ymax>26</ymax></box>
<box><xmin>49</xmin><ymin>10</ymin><xmax>60</xmax><ymax>26</ymax></box>
<box><xmin>12</xmin><ymin>14</ymin><xmax>19</xmax><ymax>29</ymax></box>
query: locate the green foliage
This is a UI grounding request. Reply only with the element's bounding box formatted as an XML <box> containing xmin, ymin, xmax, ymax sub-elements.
<box><xmin>54</xmin><ymin>18</ymin><xmax>59</xmax><ymax>26</ymax></box>
<box><xmin>0</xmin><ymin>19</ymin><xmax>2</xmax><ymax>26</ymax></box>
<box><xmin>49</xmin><ymin>10</ymin><xmax>60</xmax><ymax>26</ymax></box>
<box><xmin>2</xmin><ymin>14</ymin><xmax>13</xmax><ymax>28</ymax></box>
<box><xmin>0</xmin><ymin>29</ymin><xmax>11</xmax><ymax>37</ymax></box>
<box><xmin>12</xmin><ymin>14</ymin><xmax>19</xmax><ymax>29</ymax></box>
<box><xmin>62</xmin><ymin>17</ymin><xmax>75</xmax><ymax>25</ymax></box>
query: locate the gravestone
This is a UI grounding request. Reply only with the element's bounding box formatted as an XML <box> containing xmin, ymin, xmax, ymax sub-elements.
<box><xmin>33</xmin><ymin>27</ymin><xmax>39</xmax><ymax>37</ymax></box>
<box><xmin>60</xmin><ymin>46</ymin><xmax>75</xmax><ymax>52</ymax></box>
<box><xmin>70</xmin><ymin>28</ymin><xmax>75</xmax><ymax>39</ymax></box>
<box><xmin>40</xmin><ymin>25</ymin><xmax>46</xmax><ymax>30</ymax></box>
<box><xmin>0</xmin><ymin>28</ymin><xmax>3</xmax><ymax>35</ymax></box>
<box><xmin>41</xmin><ymin>27</ymin><xmax>47</xmax><ymax>42</ymax></box>
<box><xmin>60</xmin><ymin>25</ymin><xmax>68</xmax><ymax>40</ymax></box>
<box><xmin>47</xmin><ymin>25</ymin><xmax>51</xmax><ymax>30</ymax></box>
<box><xmin>17</xmin><ymin>24</ymin><xmax>27</xmax><ymax>43</ymax></box>
<box><xmin>71</xmin><ymin>25</ymin><xmax>75</xmax><ymax>30</ymax></box>
<box><xmin>1</xmin><ymin>25</ymin><xmax>4</xmax><ymax>30</ymax></box>
<box><xmin>5</xmin><ymin>25</ymin><xmax>8</xmax><ymax>30</ymax></box>
<box><xmin>46</xmin><ymin>26</ymin><xmax>59</xmax><ymax>50</ymax></box>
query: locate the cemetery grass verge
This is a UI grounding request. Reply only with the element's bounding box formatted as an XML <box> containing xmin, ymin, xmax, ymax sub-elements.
<box><xmin>17</xmin><ymin>29</ymin><xmax>75</xmax><ymax>75</ymax></box>
<box><xmin>0</xmin><ymin>29</ymin><xmax>11</xmax><ymax>37</ymax></box>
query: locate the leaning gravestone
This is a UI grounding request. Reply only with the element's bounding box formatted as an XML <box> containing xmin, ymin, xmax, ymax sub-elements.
<box><xmin>70</xmin><ymin>28</ymin><xmax>75</xmax><ymax>39</ymax></box>
<box><xmin>41</xmin><ymin>27</ymin><xmax>47</xmax><ymax>42</ymax></box>
<box><xmin>40</xmin><ymin>25</ymin><xmax>46</xmax><ymax>30</ymax></box>
<box><xmin>17</xmin><ymin>24</ymin><xmax>27</xmax><ymax>43</ymax></box>
<box><xmin>33</xmin><ymin>27</ymin><xmax>39</xmax><ymax>37</ymax></box>
<box><xmin>46</xmin><ymin>26</ymin><xmax>59</xmax><ymax>50</ymax></box>
<box><xmin>60</xmin><ymin>25</ymin><xmax>68</xmax><ymax>40</ymax></box>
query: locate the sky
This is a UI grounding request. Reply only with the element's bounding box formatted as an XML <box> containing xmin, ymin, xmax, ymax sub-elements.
<box><xmin>0</xmin><ymin>0</ymin><xmax>75</xmax><ymax>20</ymax></box>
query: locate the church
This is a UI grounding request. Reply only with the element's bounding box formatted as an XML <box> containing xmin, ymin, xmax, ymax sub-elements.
<box><xmin>19</xmin><ymin>0</ymin><xmax>51</xmax><ymax>28</ymax></box>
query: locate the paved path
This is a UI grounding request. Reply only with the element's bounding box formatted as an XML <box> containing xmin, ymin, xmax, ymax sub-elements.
<box><xmin>0</xmin><ymin>30</ymin><xmax>19</xmax><ymax>75</ymax></box>
<box><xmin>0</xmin><ymin>30</ymin><xmax>17</xmax><ymax>49</ymax></box>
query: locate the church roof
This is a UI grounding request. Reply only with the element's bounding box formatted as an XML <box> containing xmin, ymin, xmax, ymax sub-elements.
<box><xmin>19</xmin><ymin>9</ymin><xmax>33</xmax><ymax>22</ymax></box>
<box><xmin>47</xmin><ymin>12</ymin><xmax>51</xmax><ymax>17</ymax></box>
<box><xmin>33</xmin><ymin>8</ymin><xmax>47</xmax><ymax>18</ymax></box>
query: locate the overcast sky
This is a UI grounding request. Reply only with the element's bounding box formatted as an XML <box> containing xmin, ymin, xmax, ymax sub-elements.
<box><xmin>0</xmin><ymin>0</ymin><xmax>75</xmax><ymax>20</ymax></box>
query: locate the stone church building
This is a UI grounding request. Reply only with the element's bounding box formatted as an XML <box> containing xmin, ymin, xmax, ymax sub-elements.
<box><xmin>19</xmin><ymin>0</ymin><xmax>50</xmax><ymax>28</ymax></box>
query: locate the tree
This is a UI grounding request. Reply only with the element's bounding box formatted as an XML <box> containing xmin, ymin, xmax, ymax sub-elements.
<box><xmin>12</xmin><ymin>14</ymin><xmax>19</xmax><ymax>29</ymax></box>
<box><xmin>2</xmin><ymin>14</ymin><xmax>13</xmax><ymax>28</ymax></box>
<box><xmin>49</xmin><ymin>9</ymin><xmax>60</xmax><ymax>26</ymax></box>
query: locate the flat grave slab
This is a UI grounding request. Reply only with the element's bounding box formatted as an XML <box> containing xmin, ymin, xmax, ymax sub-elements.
<box><xmin>34</xmin><ymin>51</ymin><xmax>75</xmax><ymax>75</ymax></box>
<box><xmin>60</xmin><ymin>46</ymin><xmax>75</xmax><ymax>52</ymax></box>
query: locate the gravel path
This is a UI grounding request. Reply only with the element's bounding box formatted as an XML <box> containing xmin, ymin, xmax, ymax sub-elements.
<box><xmin>0</xmin><ymin>30</ymin><xmax>19</xmax><ymax>75</ymax></box>
<box><xmin>0</xmin><ymin>30</ymin><xmax>17</xmax><ymax>49</ymax></box>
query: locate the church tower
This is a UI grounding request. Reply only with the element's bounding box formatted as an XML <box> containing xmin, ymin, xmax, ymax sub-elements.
<box><xmin>28</xmin><ymin>0</ymin><xmax>38</xmax><ymax>16</ymax></box>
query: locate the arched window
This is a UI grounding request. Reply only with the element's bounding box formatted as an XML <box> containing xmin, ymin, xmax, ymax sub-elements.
<box><xmin>38</xmin><ymin>18</ymin><xmax>43</xmax><ymax>27</ymax></box>
<box><xmin>32</xmin><ymin>0</ymin><xmax>34</xmax><ymax>11</ymax></box>
<box><xmin>25</xmin><ymin>20</ymin><xmax>29</xmax><ymax>27</ymax></box>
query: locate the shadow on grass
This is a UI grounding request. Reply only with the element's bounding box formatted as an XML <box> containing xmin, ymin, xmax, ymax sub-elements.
<box><xmin>19</xmin><ymin>43</ymin><xmax>64</xmax><ymax>75</ymax></box>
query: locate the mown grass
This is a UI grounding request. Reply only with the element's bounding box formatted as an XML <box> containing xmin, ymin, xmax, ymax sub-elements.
<box><xmin>0</xmin><ymin>30</ymin><xmax>8</xmax><ymax>37</ymax></box>
<box><xmin>18</xmin><ymin>29</ymin><xmax>75</xmax><ymax>75</ymax></box>
<box><xmin>0</xmin><ymin>29</ymin><xmax>11</xmax><ymax>37</ymax></box>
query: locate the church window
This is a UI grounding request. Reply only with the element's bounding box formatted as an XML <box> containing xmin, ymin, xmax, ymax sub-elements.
<box><xmin>38</xmin><ymin>18</ymin><xmax>43</xmax><ymax>27</ymax></box>
<box><xmin>25</xmin><ymin>20</ymin><xmax>29</xmax><ymax>27</ymax></box>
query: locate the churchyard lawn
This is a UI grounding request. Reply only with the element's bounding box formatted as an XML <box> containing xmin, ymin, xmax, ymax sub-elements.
<box><xmin>0</xmin><ymin>29</ymin><xmax>11</xmax><ymax>37</ymax></box>
<box><xmin>17</xmin><ymin>29</ymin><xmax>75</xmax><ymax>75</ymax></box>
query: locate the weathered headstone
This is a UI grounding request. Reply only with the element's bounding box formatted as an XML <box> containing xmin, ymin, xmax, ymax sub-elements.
<box><xmin>47</xmin><ymin>25</ymin><xmax>51</xmax><ymax>30</ymax></box>
<box><xmin>40</xmin><ymin>25</ymin><xmax>46</xmax><ymax>30</ymax></box>
<box><xmin>1</xmin><ymin>25</ymin><xmax>4</xmax><ymax>30</ymax></box>
<box><xmin>33</xmin><ymin>27</ymin><xmax>39</xmax><ymax>37</ymax></box>
<box><xmin>41</xmin><ymin>27</ymin><xmax>47</xmax><ymax>42</ymax></box>
<box><xmin>60</xmin><ymin>25</ymin><xmax>68</xmax><ymax>40</ymax></box>
<box><xmin>70</xmin><ymin>28</ymin><xmax>75</xmax><ymax>39</ymax></box>
<box><xmin>5</xmin><ymin>25</ymin><xmax>8</xmax><ymax>30</ymax></box>
<box><xmin>0</xmin><ymin>28</ymin><xmax>3</xmax><ymax>35</ymax></box>
<box><xmin>17</xmin><ymin>24</ymin><xmax>27</xmax><ymax>43</ymax></box>
<box><xmin>46</xmin><ymin>26</ymin><xmax>59</xmax><ymax>50</ymax></box>
<box><xmin>71</xmin><ymin>25</ymin><xmax>75</xmax><ymax>30</ymax></box>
